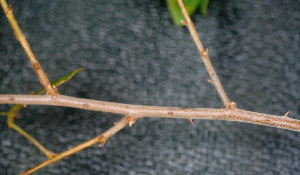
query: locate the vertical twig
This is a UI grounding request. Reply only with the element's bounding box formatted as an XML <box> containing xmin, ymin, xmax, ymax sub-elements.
<box><xmin>177</xmin><ymin>0</ymin><xmax>235</xmax><ymax>109</ymax></box>
<box><xmin>0</xmin><ymin>0</ymin><xmax>57</xmax><ymax>96</ymax></box>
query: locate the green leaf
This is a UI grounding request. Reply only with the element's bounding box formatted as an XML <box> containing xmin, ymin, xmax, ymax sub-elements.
<box><xmin>34</xmin><ymin>68</ymin><xmax>84</xmax><ymax>95</ymax></box>
<box><xmin>167</xmin><ymin>0</ymin><xmax>209</xmax><ymax>26</ymax></box>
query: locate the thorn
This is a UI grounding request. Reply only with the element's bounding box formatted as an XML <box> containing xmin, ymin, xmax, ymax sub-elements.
<box><xmin>6</xmin><ymin>4</ymin><xmax>13</xmax><ymax>14</ymax></box>
<box><xmin>200</xmin><ymin>48</ymin><xmax>208</xmax><ymax>57</ymax></box>
<box><xmin>206</xmin><ymin>79</ymin><xmax>214</xmax><ymax>85</ymax></box>
<box><xmin>283</xmin><ymin>111</ymin><xmax>290</xmax><ymax>117</ymax></box>
<box><xmin>189</xmin><ymin>119</ymin><xmax>194</xmax><ymax>125</ymax></box>
<box><xmin>128</xmin><ymin>117</ymin><xmax>137</xmax><ymax>127</ymax></box>
<box><xmin>99</xmin><ymin>137</ymin><xmax>106</xmax><ymax>147</ymax></box>
<box><xmin>99</xmin><ymin>141</ymin><xmax>105</xmax><ymax>147</ymax></box>
<box><xmin>181</xmin><ymin>20</ymin><xmax>187</xmax><ymax>26</ymax></box>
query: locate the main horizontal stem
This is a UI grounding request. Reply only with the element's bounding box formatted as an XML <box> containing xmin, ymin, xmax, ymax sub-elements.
<box><xmin>0</xmin><ymin>94</ymin><xmax>299</xmax><ymax>131</ymax></box>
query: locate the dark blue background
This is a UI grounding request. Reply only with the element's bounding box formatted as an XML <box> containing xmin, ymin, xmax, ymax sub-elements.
<box><xmin>0</xmin><ymin>0</ymin><xmax>299</xmax><ymax>174</ymax></box>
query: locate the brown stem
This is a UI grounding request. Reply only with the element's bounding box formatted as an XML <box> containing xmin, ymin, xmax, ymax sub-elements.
<box><xmin>0</xmin><ymin>94</ymin><xmax>299</xmax><ymax>131</ymax></box>
<box><xmin>21</xmin><ymin>116</ymin><xmax>130</xmax><ymax>175</ymax></box>
<box><xmin>1</xmin><ymin>1</ymin><xmax>298</xmax><ymax>174</ymax></box>
<box><xmin>177</xmin><ymin>0</ymin><xmax>232</xmax><ymax>108</ymax></box>
<box><xmin>0</xmin><ymin>0</ymin><xmax>57</xmax><ymax>96</ymax></box>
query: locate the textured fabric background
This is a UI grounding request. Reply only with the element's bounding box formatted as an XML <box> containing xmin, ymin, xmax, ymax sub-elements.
<box><xmin>0</xmin><ymin>0</ymin><xmax>299</xmax><ymax>174</ymax></box>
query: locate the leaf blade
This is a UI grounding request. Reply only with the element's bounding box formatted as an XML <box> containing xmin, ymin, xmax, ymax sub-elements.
<box><xmin>168</xmin><ymin>0</ymin><xmax>205</xmax><ymax>26</ymax></box>
<box><xmin>34</xmin><ymin>68</ymin><xmax>84</xmax><ymax>95</ymax></box>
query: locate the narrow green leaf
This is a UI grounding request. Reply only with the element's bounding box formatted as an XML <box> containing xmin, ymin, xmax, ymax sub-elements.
<box><xmin>34</xmin><ymin>68</ymin><xmax>84</xmax><ymax>95</ymax></box>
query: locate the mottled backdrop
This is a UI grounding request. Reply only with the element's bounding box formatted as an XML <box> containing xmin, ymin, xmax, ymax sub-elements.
<box><xmin>0</xmin><ymin>0</ymin><xmax>299</xmax><ymax>174</ymax></box>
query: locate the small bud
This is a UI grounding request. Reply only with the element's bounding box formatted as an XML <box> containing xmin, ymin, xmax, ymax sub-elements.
<box><xmin>99</xmin><ymin>137</ymin><xmax>106</xmax><ymax>147</ymax></box>
<box><xmin>6</xmin><ymin>4</ymin><xmax>13</xmax><ymax>14</ymax></box>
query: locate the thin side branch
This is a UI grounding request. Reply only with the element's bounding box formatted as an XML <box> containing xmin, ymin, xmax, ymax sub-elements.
<box><xmin>21</xmin><ymin>116</ymin><xmax>130</xmax><ymax>175</ymax></box>
<box><xmin>0</xmin><ymin>0</ymin><xmax>57</xmax><ymax>96</ymax></box>
<box><xmin>177</xmin><ymin>0</ymin><xmax>232</xmax><ymax>108</ymax></box>
<box><xmin>9</xmin><ymin>122</ymin><xmax>56</xmax><ymax>159</ymax></box>
<box><xmin>4</xmin><ymin>104</ymin><xmax>56</xmax><ymax>158</ymax></box>
<box><xmin>0</xmin><ymin>94</ymin><xmax>299</xmax><ymax>131</ymax></box>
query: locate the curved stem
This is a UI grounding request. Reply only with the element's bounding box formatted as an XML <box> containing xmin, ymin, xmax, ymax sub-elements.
<box><xmin>21</xmin><ymin>116</ymin><xmax>130</xmax><ymax>175</ymax></box>
<box><xmin>0</xmin><ymin>94</ymin><xmax>299</xmax><ymax>131</ymax></box>
<box><xmin>9</xmin><ymin>122</ymin><xmax>56</xmax><ymax>159</ymax></box>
